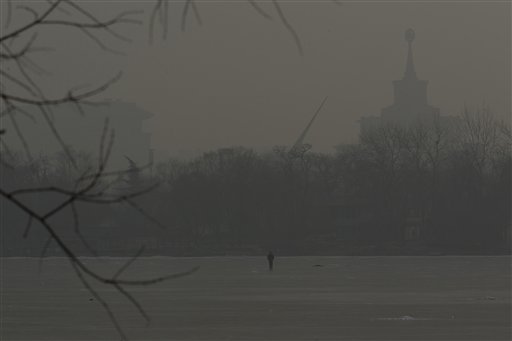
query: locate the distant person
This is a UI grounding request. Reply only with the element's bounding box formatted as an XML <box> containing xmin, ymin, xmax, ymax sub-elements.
<box><xmin>267</xmin><ymin>251</ymin><xmax>275</xmax><ymax>271</ymax></box>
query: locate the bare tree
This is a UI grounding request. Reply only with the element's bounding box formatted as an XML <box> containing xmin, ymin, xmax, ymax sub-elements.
<box><xmin>0</xmin><ymin>0</ymin><xmax>333</xmax><ymax>337</ymax></box>
<box><xmin>457</xmin><ymin>105</ymin><xmax>508</xmax><ymax>187</ymax></box>
<box><xmin>0</xmin><ymin>1</ymin><xmax>201</xmax><ymax>339</ymax></box>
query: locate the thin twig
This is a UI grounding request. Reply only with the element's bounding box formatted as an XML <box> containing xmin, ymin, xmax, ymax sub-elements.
<box><xmin>22</xmin><ymin>216</ymin><xmax>33</xmax><ymax>238</ymax></box>
<box><xmin>7</xmin><ymin>111</ymin><xmax>33</xmax><ymax>161</ymax></box>
<box><xmin>272</xmin><ymin>0</ymin><xmax>303</xmax><ymax>55</ymax></box>
<box><xmin>181</xmin><ymin>0</ymin><xmax>191</xmax><ymax>32</ymax></box>
<box><xmin>114</xmin><ymin>246</ymin><xmax>145</xmax><ymax>279</ymax></box>
<box><xmin>71</xmin><ymin>261</ymin><xmax>128</xmax><ymax>341</ymax></box>
<box><xmin>149</xmin><ymin>0</ymin><xmax>163</xmax><ymax>43</ymax></box>
<box><xmin>248</xmin><ymin>0</ymin><xmax>272</xmax><ymax>20</ymax></box>
<box><xmin>1</xmin><ymin>72</ymin><xmax>122</xmax><ymax>106</ymax></box>
<box><xmin>0</xmin><ymin>0</ymin><xmax>64</xmax><ymax>43</ymax></box>
<box><xmin>38</xmin><ymin>235</ymin><xmax>53</xmax><ymax>274</ymax></box>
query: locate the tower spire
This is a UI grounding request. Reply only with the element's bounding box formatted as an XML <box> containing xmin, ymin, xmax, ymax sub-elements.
<box><xmin>404</xmin><ymin>28</ymin><xmax>417</xmax><ymax>80</ymax></box>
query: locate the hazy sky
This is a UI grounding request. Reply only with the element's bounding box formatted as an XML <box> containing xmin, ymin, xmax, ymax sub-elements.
<box><xmin>5</xmin><ymin>1</ymin><xmax>511</xmax><ymax>156</ymax></box>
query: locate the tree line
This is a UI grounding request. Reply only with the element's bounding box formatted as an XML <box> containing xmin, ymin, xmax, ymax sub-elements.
<box><xmin>2</xmin><ymin>106</ymin><xmax>510</xmax><ymax>256</ymax></box>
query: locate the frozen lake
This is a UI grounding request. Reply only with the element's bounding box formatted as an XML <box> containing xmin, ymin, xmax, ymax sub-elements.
<box><xmin>1</xmin><ymin>256</ymin><xmax>510</xmax><ymax>340</ymax></box>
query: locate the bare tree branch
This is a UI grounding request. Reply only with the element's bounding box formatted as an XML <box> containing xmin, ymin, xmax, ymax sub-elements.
<box><xmin>7</xmin><ymin>111</ymin><xmax>33</xmax><ymax>161</ymax></box>
<box><xmin>0</xmin><ymin>0</ymin><xmax>64</xmax><ymax>43</ymax></box>
<box><xmin>38</xmin><ymin>235</ymin><xmax>53</xmax><ymax>274</ymax></box>
<box><xmin>22</xmin><ymin>215</ymin><xmax>33</xmax><ymax>238</ymax></box>
<box><xmin>114</xmin><ymin>246</ymin><xmax>146</xmax><ymax>280</ymax></box>
<box><xmin>4</xmin><ymin>0</ymin><xmax>13</xmax><ymax>29</ymax></box>
<box><xmin>0</xmin><ymin>70</ymin><xmax>38</xmax><ymax>97</ymax></box>
<box><xmin>181</xmin><ymin>0</ymin><xmax>202</xmax><ymax>32</ymax></box>
<box><xmin>248</xmin><ymin>0</ymin><xmax>273</xmax><ymax>20</ymax></box>
<box><xmin>191</xmin><ymin>1</ymin><xmax>203</xmax><ymax>27</ymax></box>
<box><xmin>0</xmin><ymin>33</ymin><xmax>38</xmax><ymax>60</ymax></box>
<box><xmin>272</xmin><ymin>0</ymin><xmax>303</xmax><ymax>55</ymax></box>
<box><xmin>71</xmin><ymin>261</ymin><xmax>128</xmax><ymax>341</ymax></box>
<box><xmin>149</xmin><ymin>0</ymin><xmax>164</xmax><ymax>43</ymax></box>
<box><xmin>1</xmin><ymin>72</ymin><xmax>122</xmax><ymax>106</ymax></box>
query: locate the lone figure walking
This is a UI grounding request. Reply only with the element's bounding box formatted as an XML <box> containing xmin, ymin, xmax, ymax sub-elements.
<box><xmin>267</xmin><ymin>251</ymin><xmax>275</xmax><ymax>271</ymax></box>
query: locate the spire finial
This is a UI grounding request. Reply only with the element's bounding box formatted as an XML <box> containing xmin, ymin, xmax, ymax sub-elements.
<box><xmin>405</xmin><ymin>28</ymin><xmax>415</xmax><ymax>43</ymax></box>
<box><xmin>404</xmin><ymin>28</ymin><xmax>417</xmax><ymax>80</ymax></box>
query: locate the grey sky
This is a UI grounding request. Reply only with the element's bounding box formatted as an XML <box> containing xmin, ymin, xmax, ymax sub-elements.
<box><xmin>5</xmin><ymin>1</ymin><xmax>511</xmax><ymax>156</ymax></box>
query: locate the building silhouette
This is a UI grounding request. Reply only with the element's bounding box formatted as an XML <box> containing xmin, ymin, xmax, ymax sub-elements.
<box><xmin>360</xmin><ymin>29</ymin><xmax>456</xmax><ymax>135</ymax></box>
<box><xmin>3</xmin><ymin>101</ymin><xmax>153</xmax><ymax>169</ymax></box>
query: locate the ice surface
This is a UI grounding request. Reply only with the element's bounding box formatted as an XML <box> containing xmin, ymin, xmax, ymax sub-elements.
<box><xmin>1</xmin><ymin>256</ymin><xmax>510</xmax><ymax>340</ymax></box>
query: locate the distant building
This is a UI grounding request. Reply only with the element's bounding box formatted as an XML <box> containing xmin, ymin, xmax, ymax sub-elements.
<box><xmin>360</xmin><ymin>29</ymin><xmax>457</xmax><ymax>135</ymax></box>
<box><xmin>333</xmin><ymin>29</ymin><xmax>463</xmax><ymax>245</ymax></box>
<box><xmin>3</xmin><ymin>101</ymin><xmax>153</xmax><ymax>169</ymax></box>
